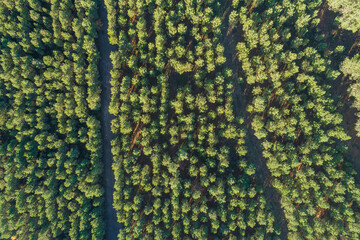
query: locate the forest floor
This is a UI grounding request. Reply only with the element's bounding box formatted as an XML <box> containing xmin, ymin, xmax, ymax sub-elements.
<box><xmin>221</xmin><ymin>2</ymin><xmax>289</xmax><ymax>239</ymax></box>
<box><xmin>96</xmin><ymin>0</ymin><xmax>121</xmax><ymax>239</ymax></box>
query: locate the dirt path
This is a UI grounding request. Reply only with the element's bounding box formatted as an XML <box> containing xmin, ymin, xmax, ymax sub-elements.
<box><xmin>221</xmin><ymin>3</ymin><xmax>288</xmax><ymax>239</ymax></box>
<box><xmin>96</xmin><ymin>0</ymin><xmax>121</xmax><ymax>239</ymax></box>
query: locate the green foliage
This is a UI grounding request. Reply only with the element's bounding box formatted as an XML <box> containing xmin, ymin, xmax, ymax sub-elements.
<box><xmin>235</xmin><ymin>0</ymin><xmax>360</xmax><ymax>239</ymax></box>
<box><xmin>0</xmin><ymin>0</ymin><xmax>104</xmax><ymax>239</ymax></box>
<box><xmin>341</xmin><ymin>54</ymin><xmax>360</xmax><ymax>80</ymax></box>
<box><xmin>341</xmin><ymin>55</ymin><xmax>360</xmax><ymax>136</ymax></box>
<box><xmin>1</xmin><ymin>0</ymin><xmax>359</xmax><ymax>239</ymax></box>
<box><xmin>328</xmin><ymin>0</ymin><xmax>360</xmax><ymax>33</ymax></box>
<box><xmin>108</xmin><ymin>0</ymin><xmax>278</xmax><ymax>239</ymax></box>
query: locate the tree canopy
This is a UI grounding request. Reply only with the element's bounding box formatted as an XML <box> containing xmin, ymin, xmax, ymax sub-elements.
<box><xmin>0</xmin><ymin>0</ymin><xmax>104</xmax><ymax>239</ymax></box>
<box><xmin>328</xmin><ymin>0</ymin><xmax>360</xmax><ymax>33</ymax></box>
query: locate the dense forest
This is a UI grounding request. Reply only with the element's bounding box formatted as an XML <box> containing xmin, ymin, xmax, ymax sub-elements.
<box><xmin>107</xmin><ymin>0</ymin><xmax>279</xmax><ymax>239</ymax></box>
<box><xmin>235</xmin><ymin>0</ymin><xmax>360</xmax><ymax>239</ymax></box>
<box><xmin>1</xmin><ymin>0</ymin><xmax>360</xmax><ymax>239</ymax></box>
<box><xmin>0</xmin><ymin>0</ymin><xmax>104</xmax><ymax>239</ymax></box>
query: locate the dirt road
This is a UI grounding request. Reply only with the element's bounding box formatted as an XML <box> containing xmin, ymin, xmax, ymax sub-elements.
<box><xmin>97</xmin><ymin>0</ymin><xmax>121</xmax><ymax>239</ymax></box>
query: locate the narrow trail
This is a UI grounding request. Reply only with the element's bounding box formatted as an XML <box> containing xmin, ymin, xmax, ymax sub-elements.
<box><xmin>221</xmin><ymin>3</ymin><xmax>288</xmax><ymax>239</ymax></box>
<box><xmin>96</xmin><ymin>0</ymin><xmax>120</xmax><ymax>239</ymax></box>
